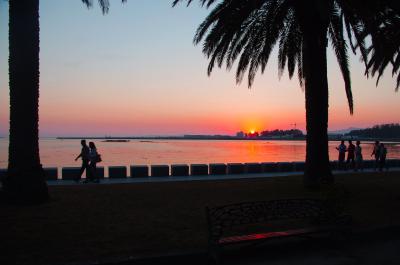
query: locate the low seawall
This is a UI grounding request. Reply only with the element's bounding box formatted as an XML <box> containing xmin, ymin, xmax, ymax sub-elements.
<box><xmin>1</xmin><ymin>159</ymin><xmax>399</xmax><ymax>181</ymax></box>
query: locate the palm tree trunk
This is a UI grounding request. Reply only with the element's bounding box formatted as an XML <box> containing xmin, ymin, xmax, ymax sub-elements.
<box><xmin>3</xmin><ymin>0</ymin><xmax>49</xmax><ymax>204</ymax></box>
<box><xmin>302</xmin><ymin>18</ymin><xmax>333</xmax><ymax>189</ymax></box>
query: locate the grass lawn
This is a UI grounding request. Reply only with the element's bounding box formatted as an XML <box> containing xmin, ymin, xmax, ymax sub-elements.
<box><xmin>2</xmin><ymin>171</ymin><xmax>400</xmax><ymax>265</ymax></box>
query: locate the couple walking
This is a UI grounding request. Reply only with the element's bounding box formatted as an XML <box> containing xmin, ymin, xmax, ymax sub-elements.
<box><xmin>74</xmin><ymin>140</ymin><xmax>101</xmax><ymax>183</ymax></box>
<box><xmin>336</xmin><ymin>140</ymin><xmax>363</xmax><ymax>171</ymax></box>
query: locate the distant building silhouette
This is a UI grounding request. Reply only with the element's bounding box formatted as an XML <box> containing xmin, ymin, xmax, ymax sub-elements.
<box><xmin>236</xmin><ymin>131</ymin><xmax>245</xmax><ymax>138</ymax></box>
<box><xmin>247</xmin><ymin>131</ymin><xmax>259</xmax><ymax>138</ymax></box>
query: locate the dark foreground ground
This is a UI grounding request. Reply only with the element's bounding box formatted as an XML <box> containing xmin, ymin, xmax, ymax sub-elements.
<box><xmin>1</xmin><ymin>171</ymin><xmax>400</xmax><ymax>265</ymax></box>
<box><xmin>111</xmin><ymin>226</ymin><xmax>400</xmax><ymax>265</ymax></box>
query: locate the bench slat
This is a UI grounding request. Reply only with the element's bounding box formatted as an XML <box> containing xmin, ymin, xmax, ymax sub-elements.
<box><xmin>218</xmin><ymin>226</ymin><xmax>335</xmax><ymax>244</ymax></box>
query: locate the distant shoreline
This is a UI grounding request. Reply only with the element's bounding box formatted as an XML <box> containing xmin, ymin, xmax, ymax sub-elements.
<box><xmin>57</xmin><ymin>136</ymin><xmax>306</xmax><ymax>141</ymax></box>
<box><xmin>56</xmin><ymin>136</ymin><xmax>400</xmax><ymax>142</ymax></box>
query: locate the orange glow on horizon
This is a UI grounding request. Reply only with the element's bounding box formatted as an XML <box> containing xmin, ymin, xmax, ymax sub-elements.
<box><xmin>240</xmin><ymin>119</ymin><xmax>265</xmax><ymax>135</ymax></box>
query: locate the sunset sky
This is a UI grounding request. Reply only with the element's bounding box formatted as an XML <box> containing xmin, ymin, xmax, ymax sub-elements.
<box><xmin>0</xmin><ymin>0</ymin><xmax>398</xmax><ymax>137</ymax></box>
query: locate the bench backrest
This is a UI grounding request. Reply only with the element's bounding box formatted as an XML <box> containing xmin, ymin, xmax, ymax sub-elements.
<box><xmin>206</xmin><ymin>199</ymin><xmax>331</xmax><ymax>241</ymax></box>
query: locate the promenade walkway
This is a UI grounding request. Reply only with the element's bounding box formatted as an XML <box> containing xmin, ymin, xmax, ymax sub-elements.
<box><xmin>2</xmin><ymin>169</ymin><xmax>400</xmax><ymax>265</ymax></box>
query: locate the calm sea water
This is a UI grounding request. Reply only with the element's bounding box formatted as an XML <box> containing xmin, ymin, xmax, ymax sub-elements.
<box><xmin>1</xmin><ymin>138</ymin><xmax>400</xmax><ymax>169</ymax></box>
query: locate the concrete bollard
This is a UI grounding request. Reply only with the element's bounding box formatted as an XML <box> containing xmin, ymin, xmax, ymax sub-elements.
<box><xmin>209</xmin><ymin>163</ymin><xmax>227</xmax><ymax>175</ymax></box>
<box><xmin>245</xmin><ymin>163</ymin><xmax>262</xmax><ymax>174</ymax></box>
<box><xmin>261</xmin><ymin>162</ymin><xmax>278</xmax><ymax>173</ymax></box>
<box><xmin>108</xmin><ymin>166</ymin><xmax>127</xmax><ymax>179</ymax></box>
<box><xmin>330</xmin><ymin>161</ymin><xmax>338</xmax><ymax>171</ymax></box>
<box><xmin>130</xmin><ymin>165</ymin><xmax>149</xmax><ymax>178</ymax></box>
<box><xmin>62</xmin><ymin>167</ymin><xmax>81</xmax><ymax>180</ymax></box>
<box><xmin>44</xmin><ymin>168</ymin><xmax>58</xmax><ymax>180</ymax></box>
<box><xmin>151</xmin><ymin>165</ymin><xmax>169</xmax><ymax>177</ymax></box>
<box><xmin>363</xmin><ymin>160</ymin><xmax>375</xmax><ymax>169</ymax></box>
<box><xmin>171</xmin><ymin>164</ymin><xmax>189</xmax><ymax>176</ymax></box>
<box><xmin>386</xmin><ymin>159</ymin><xmax>398</xmax><ymax>168</ymax></box>
<box><xmin>227</xmin><ymin>163</ymin><xmax>245</xmax><ymax>175</ymax></box>
<box><xmin>190</xmin><ymin>164</ymin><xmax>209</xmax><ymax>176</ymax></box>
<box><xmin>293</xmin><ymin>162</ymin><xmax>305</xmax><ymax>172</ymax></box>
<box><xmin>94</xmin><ymin>166</ymin><xmax>105</xmax><ymax>179</ymax></box>
<box><xmin>277</xmin><ymin>162</ymin><xmax>294</xmax><ymax>172</ymax></box>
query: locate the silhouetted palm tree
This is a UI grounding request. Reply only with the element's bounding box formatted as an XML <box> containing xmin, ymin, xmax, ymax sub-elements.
<box><xmin>4</xmin><ymin>0</ymin><xmax>48</xmax><ymax>204</ymax></box>
<box><xmin>3</xmin><ymin>0</ymin><xmax>125</xmax><ymax>204</ymax></box>
<box><xmin>172</xmin><ymin>0</ymin><xmax>388</xmax><ymax>187</ymax></box>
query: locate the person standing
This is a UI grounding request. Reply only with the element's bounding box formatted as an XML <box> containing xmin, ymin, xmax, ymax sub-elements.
<box><xmin>87</xmin><ymin>141</ymin><xmax>100</xmax><ymax>183</ymax></box>
<box><xmin>336</xmin><ymin>140</ymin><xmax>347</xmax><ymax>170</ymax></box>
<box><xmin>346</xmin><ymin>140</ymin><xmax>356</xmax><ymax>170</ymax></box>
<box><xmin>379</xmin><ymin>143</ymin><xmax>387</xmax><ymax>172</ymax></box>
<box><xmin>74</xmin><ymin>140</ymin><xmax>89</xmax><ymax>182</ymax></box>
<box><xmin>355</xmin><ymin>140</ymin><xmax>363</xmax><ymax>171</ymax></box>
<box><xmin>371</xmin><ymin>140</ymin><xmax>380</xmax><ymax>171</ymax></box>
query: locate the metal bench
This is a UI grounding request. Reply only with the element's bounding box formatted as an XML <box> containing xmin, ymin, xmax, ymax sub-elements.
<box><xmin>206</xmin><ymin>199</ymin><xmax>351</xmax><ymax>263</ymax></box>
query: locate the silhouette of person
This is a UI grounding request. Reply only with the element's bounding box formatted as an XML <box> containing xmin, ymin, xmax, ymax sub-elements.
<box><xmin>379</xmin><ymin>143</ymin><xmax>387</xmax><ymax>172</ymax></box>
<box><xmin>371</xmin><ymin>140</ymin><xmax>380</xmax><ymax>170</ymax></box>
<box><xmin>346</xmin><ymin>140</ymin><xmax>355</xmax><ymax>169</ymax></box>
<box><xmin>74</xmin><ymin>139</ymin><xmax>89</xmax><ymax>182</ymax></box>
<box><xmin>336</xmin><ymin>140</ymin><xmax>347</xmax><ymax>170</ymax></box>
<box><xmin>86</xmin><ymin>141</ymin><xmax>100</xmax><ymax>183</ymax></box>
<box><xmin>355</xmin><ymin>140</ymin><xmax>363</xmax><ymax>171</ymax></box>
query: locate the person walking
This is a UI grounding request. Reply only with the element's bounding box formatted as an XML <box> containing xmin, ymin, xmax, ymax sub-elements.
<box><xmin>336</xmin><ymin>140</ymin><xmax>347</xmax><ymax>170</ymax></box>
<box><xmin>74</xmin><ymin>140</ymin><xmax>89</xmax><ymax>182</ymax></box>
<box><xmin>371</xmin><ymin>140</ymin><xmax>380</xmax><ymax>171</ymax></box>
<box><xmin>355</xmin><ymin>140</ymin><xmax>363</xmax><ymax>171</ymax></box>
<box><xmin>346</xmin><ymin>140</ymin><xmax>356</xmax><ymax>170</ymax></box>
<box><xmin>87</xmin><ymin>141</ymin><xmax>100</xmax><ymax>183</ymax></box>
<box><xmin>379</xmin><ymin>143</ymin><xmax>387</xmax><ymax>172</ymax></box>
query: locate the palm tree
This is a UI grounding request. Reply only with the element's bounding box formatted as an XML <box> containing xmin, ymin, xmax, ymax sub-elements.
<box><xmin>3</xmin><ymin>0</ymin><xmax>47</xmax><ymax>204</ymax></box>
<box><xmin>2</xmin><ymin>0</ymin><xmax>125</xmax><ymax>204</ymax></box>
<box><xmin>172</xmin><ymin>0</ymin><xmax>393</xmax><ymax>187</ymax></box>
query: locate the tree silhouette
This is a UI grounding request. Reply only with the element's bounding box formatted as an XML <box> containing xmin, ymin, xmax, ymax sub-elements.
<box><xmin>172</xmin><ymin>0</ymin><xmax>397</xmax><ymax>187</ymax></box>
<box><xmin>2</xmin><ymin>0</ymin><xmax>125</xmax><ymax>204</ymax></box>
<box><xmin>347</xmin><ymin>123</ymin><xmax>400</xmax><ymax>139</ymax></box>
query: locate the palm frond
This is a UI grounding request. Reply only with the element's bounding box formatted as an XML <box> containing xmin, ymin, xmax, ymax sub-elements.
<box><xmin>173</xmin><ymin>0</ymin><xmax>398</xmax><ymax>105</ymax></box>
<box><xmin>81</xmin><ymin>0</ymin><xmax>126</xmax><ymax>14</ymax></box>
<box><xmin>172</xmin><ymin>0</ymin><xmax>219</xmax><ymax>8</ymax></box>
<box><xmin>340</xmin><ymin>0</ymin><xmax>400</xmax><ymax>90</ymax></box>
<box><xmin>187</xmin><ymin>0</ymin><xmax>296</xmax><ymax>87</ymax></box>
<box><xmin>368</xmin><ymin>9</ymin><xmax>400</xmax><ymax>90</ymax></box>
<box><xmin>278</xmin><ymin>10</ymin><xmax>302</xmax><ymax>80</ymax></box>
<box><xmin>329</xmin><ymin>3</ymin><xmax>353</xmax><ymax>114</ymax></box>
